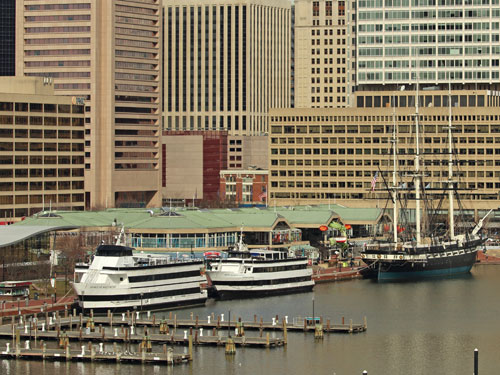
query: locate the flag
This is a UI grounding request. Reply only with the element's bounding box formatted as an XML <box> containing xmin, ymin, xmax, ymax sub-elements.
<box><xmin>371</xmin><ymin>172</ymin><xmax>379</xmax><ymax>192</ymax></box>
<box><xmin>258</xmin><ymin>189</ymin><xmax>267</xmax><ymax>202</ymax></box>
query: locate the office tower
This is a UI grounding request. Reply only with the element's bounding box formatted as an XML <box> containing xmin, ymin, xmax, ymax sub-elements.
<box><xmin>163</xmin><ymin>0</ymin><xmax>291</xmax><ymax>136</ymax></box>
<box><xmin>293</xmin><ymin>0</ymin><xmax>354</xmax><ymax>108</ymax></box>
<box><xmin>268</xmin><ymin>87</ymin><xmax>500</xmax><ymax>211</ymax></box>
<box><xmin>0</xmin><ymin>77</ymin><xmax>85</xmax><ymax>219</ymax></box>
<box><xmin>0</xmin><ymin>0</ymin><xmax>16</xmax><ymax>76</ymax></box>
<box><xmin>356</xmin><ymin>0</ymin><xmax>500</xmax><ymax>87</ymax></box>
<box><xmin>17</xmin><ymin>0</ymin><xmax>162</xmax><ymax>209</ymax></box>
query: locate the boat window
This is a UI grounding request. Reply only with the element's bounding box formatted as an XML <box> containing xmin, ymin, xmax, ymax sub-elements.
<box><xmin>96</xmin><ymin>245</ymin><xmax>133</xmax><ymax>257</ymax></box>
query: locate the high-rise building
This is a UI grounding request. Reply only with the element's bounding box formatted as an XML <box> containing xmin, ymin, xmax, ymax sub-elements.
<box><xmin>0</xmin><ymin>0</ymin><xmax>16</xmax><ymax>76</ymax></box>
<box><xmin>356</xmin><ymin>0</ymin><xmax>500</xmax><ymax>87</ymax></box>
<box><xmin>0</xmin><ymin>77</ymin><xmax>85</xmax><ymax>219</ymax></box>
<box><xmin>293</xmin><ymin>0</ymin><xmax>355</xmax><ymax>108</ymax></box>
<box><xmin>16</xmin><ymin>0</ymin><xmax>162</xmax><ymax>209</ymax></box>
<box><xmin>163</xmin><ymin>0</ymin><xmax>291</xmax><ymax>136</ymax></box>
<box><xmin>268</xmin><ymin>89</ymin><xmax>500</xmax><ymax>213</ymax></box>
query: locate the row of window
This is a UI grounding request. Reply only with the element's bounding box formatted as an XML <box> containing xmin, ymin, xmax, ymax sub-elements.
<box><xmin>0</xmin><ymin>194</ymin><xmax>85</xmax><ymax>205</ymax></box>
<box><xmin>0</xmin><ymin>182</ymin><xmax>84</xmax><ymax>192</ymax></box>
<box><xmin>0</xmin><ymin>142</ymin><xmax>84</xmax><ymax>152</ymax></box>
<box><xmin>0</xmin><ymin>102</ymin><xmax>83</xmax><ymax>113</ymax></box>
<box><xmin>271</xmin><ymin>169</ymin><xmax>499</xmax><ymax>178</ymax></box>
<box><xmin>0</xmin><ymin>156</ymin><xmax>83</xmax><ymax>165</ymax></box>
<box><xmin>0</xmin><ymin>169</ymin><xmax>84</xmax><ymax>178</ymax></box>
<box><xmin>0</xmin><ymin>116</ymin><xmax>84</xmax><ymax>126</ymax></box>
<box><xmin>270</xmin><ymin>136</ymin><xmax>500</xmax><ymax>143</ymax></box>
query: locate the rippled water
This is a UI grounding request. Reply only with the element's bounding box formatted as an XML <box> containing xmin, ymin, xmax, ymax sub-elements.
<box><xmin>2</xmin><ymin>265</ymin><xmax>499</xmax><ymax>375</ymax></box>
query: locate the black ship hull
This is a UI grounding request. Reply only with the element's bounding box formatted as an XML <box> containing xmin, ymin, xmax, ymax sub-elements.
<box><xmin>360</xmin><ymin>240</ymin><xmax>481</xmax><ymax>281</ymax></box>
<box><xmin>212</xmin><ymin>284</ymin><xmax>314</xmax><ymax>300</ymax></box>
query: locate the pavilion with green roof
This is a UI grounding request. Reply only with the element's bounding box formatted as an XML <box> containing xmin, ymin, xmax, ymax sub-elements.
<box><xmin>4</xmin><ymin>205</ymin><xmax>384</xmax><ymax>254</ymax></box>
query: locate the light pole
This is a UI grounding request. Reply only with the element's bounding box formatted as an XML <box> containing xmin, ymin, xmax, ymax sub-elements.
<box><xmin>312</xmin><ymin>296</ymin><xmax>315</xmax><ymax>325</ymax></box>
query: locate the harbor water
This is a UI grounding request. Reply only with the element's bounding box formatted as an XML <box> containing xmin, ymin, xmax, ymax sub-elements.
<box><xmin>2</xmin><ymin>265</ymin><xmax>499</xmax><ymax>374</ymax></box>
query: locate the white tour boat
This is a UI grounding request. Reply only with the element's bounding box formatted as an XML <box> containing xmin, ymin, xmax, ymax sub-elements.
<box><xmin>72</xmin><ymin>228</ymin><xmax>207</xmax><ymax>314</ymax></box>
<box><xmin>205</xmin><ymin>235</ymin><xmax>314</xmax><ymax>300</ymax></box>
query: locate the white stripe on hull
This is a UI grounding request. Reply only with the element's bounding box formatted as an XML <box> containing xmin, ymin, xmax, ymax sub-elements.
<box><xmin>79</xmin><ymin>290</ymin><xmax>208</xmax><ymax>311</ymax></box>
<box><xmin>213</xmin><ymin>280</ymin><xmax>315</xmax><ymax>293</ymax></box>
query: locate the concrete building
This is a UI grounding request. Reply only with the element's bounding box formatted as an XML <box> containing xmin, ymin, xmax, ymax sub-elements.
<box><xmin>268</xmin><ymin>89</ymin><xmax>500</xmax><ymax>216</ymax></box>
<box><xmin>293</xmin><ymin>0</ymin><xmax>355</xmax><ymax>108</ymax></box>
<box><xmin>161</xmin><ymin>131</ymin><xmax>228</xmax><ymax>205</ymax></box>
<box><xmin>227</xmin><ymin>135</ymin><xmax>268</xmax><ymax>169</ymax></box>
<box><xmin>16</xmin><ymin>0</ymin><xmax>162</xmax><ymax>209</ymax></box>
<box><xmin>0</xmin><ymin>77</ymin><xmax>85</xmax><ymax>220</ymax></box>
<box><xmin>163</xmin><ymin>0</ymin><xmax>291</xmax><ymax>136</ymax></box>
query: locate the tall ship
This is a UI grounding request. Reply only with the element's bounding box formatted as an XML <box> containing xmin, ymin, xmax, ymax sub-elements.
<box><xmin>360</xmin><ymin>86</ymin><xmax>490</xmax><ymax>281</ymax></box>
<box><xmin>205</xmin><ymin>234</ymin><xmax>314</xmax><ymax>299</ymax></box>
<box><xmin>72</xmin><ymin>227</ymin><xmax>207</xmax><ymax>314</ymax></box>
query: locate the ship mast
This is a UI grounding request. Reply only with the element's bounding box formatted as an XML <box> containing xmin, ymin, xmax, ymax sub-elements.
<box><xmin>447</xmin><ymin>83</ymin><xmax>455</xmax><ymax>239</ymax></box>
<box><xmin>414</xmin><ymin>85</ymin><xmax>422</xmax><ymax>245</ymax></box>
<box><xmin>392</xmin><ymin>94</ymin><xmax>398</xmax><ymax>244</ymax></box>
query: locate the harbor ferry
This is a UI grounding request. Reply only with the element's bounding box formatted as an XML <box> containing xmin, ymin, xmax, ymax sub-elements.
<box><xmin>205</xmin><ymin>234</ymin><xmax>314</xmax><ymax>299</ymax></box>
<box><xmin>72</xmin><ymin>227</ymin><xmax>207</xmax><ymax>314</ymax></box>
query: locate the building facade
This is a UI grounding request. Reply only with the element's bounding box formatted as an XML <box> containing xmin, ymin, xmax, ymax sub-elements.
<box><xmin>227</xmin><ymin>135</ymin><xmax>268</xmax><ymax>169</ymax></box>
<box><xmin>0</xmin><ymin>0</ymin><xmax>16</xmax><ymax>77</ymax></box>
<box><xmin>268</xmin><ymin>89</ymin><xmax>500</xmax><ymax>214</ymax></box>
<box><xmin>219</xmin><ymin>168</ymin><xmax>268</xmax><ymax>204</ymax></box>
<box><xmin>161</xmin><ymin>131</ymin><xmax>228</xmax><ymax>204</ymax></box>
<box><xmin>163</xmin><ymin>0</ymin><xmax>291</xmax><ymax>136</ymax></box>
<box><xmin>357</xmin><ymin>0</ymin><xmax>500</xmax><ymax>86</ymax></box>
<box><xmin>16</xmin><ymin>0</ymin><xmax>162</xmax><ymax>209</ymax></box>
<box><xmin>0</xmin><ymin>77</ymin><xmax>85</xmax><ymax>220</ymax></box>
<box><xmin>294</xmin><ymin>0</ymin><xmax>355</xmax><ymax>108</ymax></box>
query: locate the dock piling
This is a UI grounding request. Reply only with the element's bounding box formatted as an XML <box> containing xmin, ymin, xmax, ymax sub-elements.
<box><xmin>188</xmin><ymin>333</ymin><xmax>193</xmax><ymax>358</ymax></box>
<box><xmin>474</xmin><ymin>348</ymin><xmax>479</xmax><ymax>375</ymax></box>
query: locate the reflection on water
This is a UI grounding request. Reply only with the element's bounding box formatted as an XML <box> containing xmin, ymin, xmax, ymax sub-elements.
<box><xmin>1</xmin><ymin>265</ymin><xmax>499</xmax><ymax>374</ymax></box>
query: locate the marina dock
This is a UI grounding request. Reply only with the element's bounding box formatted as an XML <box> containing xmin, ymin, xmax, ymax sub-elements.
<box><xmin>0</xmin><ymin>309</ymin><xmax>367</xmax><ymax>339</ymax></box>
<box><xmin>0</xmin><ymin>346</ymin><xmax>191</xmax><ymax>365</ymax></box>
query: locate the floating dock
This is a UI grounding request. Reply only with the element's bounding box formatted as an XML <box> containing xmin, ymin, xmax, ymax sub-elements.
<box><xmin>0</xmin><ymin>343</ymin><xmax>190</xmax><ymax>365</ymax></box>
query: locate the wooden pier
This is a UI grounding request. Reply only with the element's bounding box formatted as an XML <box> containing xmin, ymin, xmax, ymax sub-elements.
<box><xmin>0</xmin><ymin>343</ymin><xmax>190</xmax><ymax>365</ymax></box>
<box><xmin>0</xmin><ymin>326</ymin><xmax>284</xmax><ymax>348</ymax></box>
<box><xmin>85</xmin><ymin>311</ymin><xmax>367</xmax><ymax>334</ymax></box>
<box><xmin>0</xmin><ymin>310</ymin><xmax>367</xmax><ymax>338</ymax></box>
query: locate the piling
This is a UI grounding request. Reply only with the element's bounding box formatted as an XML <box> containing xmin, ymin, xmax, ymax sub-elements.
<box><xmin>283</xmin><ymin>318</ymin><xmax>288</xmax><ymax>345</ymax></box>
<box><xmin>188</xmin><ymin>332</ymin><xmax>193</xmax><ymax>359</ymax></box>
<box><xmin>474</xmin><ymin>348</ymin><xmax>479</xmax><ymax>375</ymax></box>
<box><xmin>225</xmin><ymin>337</ymin><xmax>236</xmax><ymax>354</ymax></box>
<box><xmin>314</xmin><ymin>323</ymin><xmax>323</xmax><ymax>339</ymax></box>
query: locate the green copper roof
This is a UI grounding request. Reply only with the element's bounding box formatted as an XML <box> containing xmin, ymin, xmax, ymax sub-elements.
<box><xmin>13</xmin><ymin>205</ymin><xmax>382</xmax><ymax>232</ymax></box>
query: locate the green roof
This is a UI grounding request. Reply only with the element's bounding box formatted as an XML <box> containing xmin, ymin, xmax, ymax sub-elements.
<box><xmin>13</xmin><ymin>205</ymin><xmax>382</xmax><ymax>232</ymax></box>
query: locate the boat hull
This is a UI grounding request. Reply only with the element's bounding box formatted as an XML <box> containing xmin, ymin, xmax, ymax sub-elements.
<box><xmin>76</xmin><ymin>296</ymin><xmax>207</xmax><ymax>315</ymax></box>
<box><xmin>211</xmin><ymin>283</ymin><xmax>314</xmax><ymax>300</ymax></box>
<box><xmin>361</xmin><ymin>246</ymin><xmax>479</xmax><ymax>281</ymax></box>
